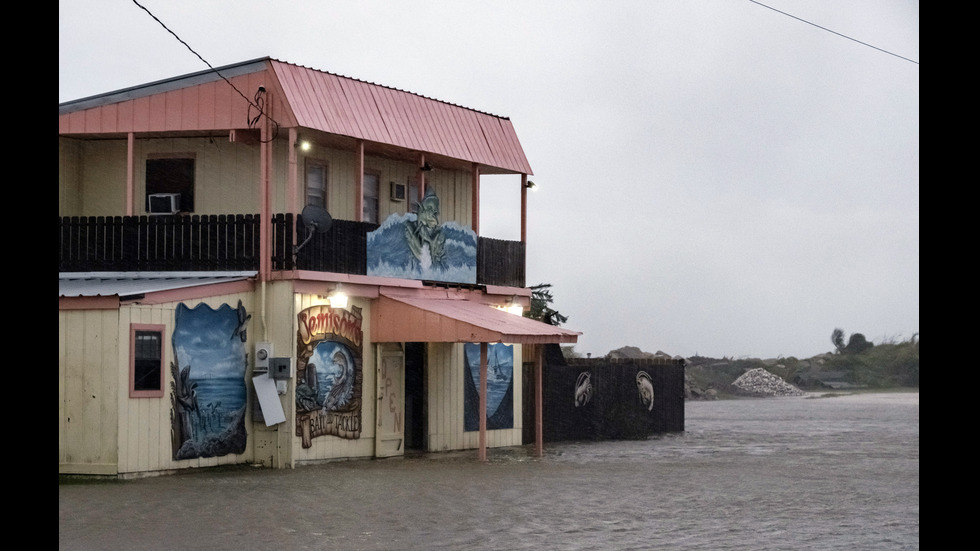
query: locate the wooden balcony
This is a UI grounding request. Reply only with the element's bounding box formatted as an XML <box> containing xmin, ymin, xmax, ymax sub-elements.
<box><xmin>59</xmin><ymin>214</ymin><xmax>525</xmax><ymax>288</ymax></box>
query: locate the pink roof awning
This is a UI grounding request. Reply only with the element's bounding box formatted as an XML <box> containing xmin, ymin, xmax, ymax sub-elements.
<box><xmin>372</xmin><ymin>294</ymin><xmax>580</xmax><ymax>344</ymax></box>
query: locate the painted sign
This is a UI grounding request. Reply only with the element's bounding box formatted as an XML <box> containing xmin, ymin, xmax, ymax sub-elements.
<box><xmin>366</xmin><ymin>189</ymin><xmax>477</xmax><ymax>284</ymax></box>
<box><xmin>170</xmin><ymin>301</ymin><xmax>249</xmax><ymax>460</ymax></box>
<box><xmin>463</xmin><ymin>343</ymin><xmax>514</xmax><ymax>431</ymax></box>
<box><xmin>295</xmin><ymin>304</ymin><xmax>364</xmax><ymax>447</ymax></box>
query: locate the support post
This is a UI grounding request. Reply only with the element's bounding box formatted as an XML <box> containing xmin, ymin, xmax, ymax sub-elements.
<box><xmin>126</xmin><ymin>132</ymin><xmax>134</xmax><ymax>216</ymax></box>
<box><xmin>356</xmin><ymin>140</ymin><xmax>365</xmax><ymax>221</ymax></box>
<box><xmin>521</xmin><ymin>173</ymin><xmax>528</xmax><ymax>243</ymax></box>
<box><xmin>535</xmin><ymin>344</ymin><xmax>544</xmax><ymax>457</ymax></box>
<box><xmin>472</xmin><ymin>163</ymin><xmax>480</xmax><ymax>234</ymax></box>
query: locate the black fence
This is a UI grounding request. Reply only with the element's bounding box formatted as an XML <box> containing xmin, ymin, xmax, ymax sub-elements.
<box><xmin>59</xmin><ymin>215</ymin><xmax>260</xmax><ymax>272</ymax></box>
<box><xmin>526</xmin><ymin>348</ymin><xmax>685</xmax><ymax>442</ymax></box>
<box><xmin>272</xmin><ymin>213</ymin><xmax>378</xmax><ymax>272</ymax></box>
<box><xmin>477</xmin><ymin>237</ymin><xmax>525</xmax><ymax>288</ymax></box>
<box><xmin>62</xmin><ymin>214</ymin><xmax>526</xmax><ymax>288</ymax></box>
<box><xmin>273</xmin><ymin>213</ymin><xmax>525</xmax><ymax>287</ymax></box>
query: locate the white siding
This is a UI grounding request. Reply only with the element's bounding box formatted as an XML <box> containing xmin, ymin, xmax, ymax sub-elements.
<box><xmin>426</xmin><ymin>342</ymin><xmax>523</xmax><ymax>452</ymax></box>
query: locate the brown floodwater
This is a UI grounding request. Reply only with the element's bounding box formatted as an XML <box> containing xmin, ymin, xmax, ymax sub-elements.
<box><xmin>59</xmin><ymin>392</ymin><xmax>918</xmax><ymax>551</ymax></box>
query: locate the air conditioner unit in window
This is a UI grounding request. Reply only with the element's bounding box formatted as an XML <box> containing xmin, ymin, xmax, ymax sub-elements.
<box><xmin>390</xmin><ymin>181</ymin><xmax>406</xmax><ymax>202</ymax></box>
<box><xmin>148</xmin><ymin>193</ymin><xmax>180</xmax><ymax>215</ymax></box>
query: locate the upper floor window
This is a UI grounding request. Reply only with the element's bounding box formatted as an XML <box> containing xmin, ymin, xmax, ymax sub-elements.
<box><xmin>146</xmin><ymin>155</ymin><xmax>195</xmax><ymax>213</ymax></box>
<box><xmin>408</xmin><ymin>178</ymin><xmax>421</xmax><ymax>209</ymax></box>
<box><xmin>130</xmin><ymin>324</ymin><xmax>165</xmax><ymax>398</ymax></box>
<box><xmin>363</xmin><ymin>171</ymin><xmax>380</xmax><ymax>224</ymax></box>
<box><xmin>306</xmin><ymin>160</ymin><xmax>329</xmax><ymax>209</ymax></box>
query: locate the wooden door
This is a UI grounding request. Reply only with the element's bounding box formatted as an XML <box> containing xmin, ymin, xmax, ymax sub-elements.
<box><xmin>376</xmin><ymin>344</ymin><xmax>405</xmax><ymax>457</ymax></box>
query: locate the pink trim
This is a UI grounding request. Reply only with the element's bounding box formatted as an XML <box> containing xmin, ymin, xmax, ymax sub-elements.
<box><xmin>59</xmin><ymin>296</ymin><xmax>120</xmax><ymax>310</ymax></box>
<box><xmin>127</xmin><ymin>279</ymin><xmax>256</xmax><ymax>305</ymax></box>
<box><xmin>129</xmin><ymin>324</ymin><xmax>166</xmax><ymax>399</ymax></box>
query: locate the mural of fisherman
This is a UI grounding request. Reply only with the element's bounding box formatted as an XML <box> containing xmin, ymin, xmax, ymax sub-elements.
<box><xmin>405</xmin><ymin>189</ymin><xmax>447</xmax><ymax>271</ymax></box>
<box><xmin>170</xmin><ymin>302</ymin><xmax>249</xmax><ymax>460</ymax></box>
<box><xmin>366</xmin><ymin>189</ymin><xmax>477</xmax><ymax>284</ymax></box>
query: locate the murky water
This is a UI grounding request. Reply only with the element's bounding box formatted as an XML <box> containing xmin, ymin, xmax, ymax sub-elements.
<box><xmin>59</xmin><ymin>392</ymin><xmax>918</xmax><ymax>551</ymax></box>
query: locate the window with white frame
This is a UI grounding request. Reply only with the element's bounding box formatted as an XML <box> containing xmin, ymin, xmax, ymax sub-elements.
<box><xmin>306</xmin><ymin>160</ymin><xmax>329</xmax><ymax>209</ymax></box>
<box><xmin>363</xmin><ymin>171</ymin><xmax>380</xmax><ymax>223</ymax></box>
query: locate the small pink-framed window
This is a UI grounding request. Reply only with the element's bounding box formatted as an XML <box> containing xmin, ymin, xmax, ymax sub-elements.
<box><xmin>130</xmin><ymin>324</ymin><xmax>166</xmax><ymax>398</ymax></box>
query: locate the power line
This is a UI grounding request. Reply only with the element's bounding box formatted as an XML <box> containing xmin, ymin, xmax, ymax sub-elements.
<box><xmin>748</xmin><ymin>0</ymin><xmax>918</xmax><ymax>65</ymax></box>
<box><xmin>130</xmin><ymin>0</ymin><xmax>281</xmax><ymax>139</ymax></box>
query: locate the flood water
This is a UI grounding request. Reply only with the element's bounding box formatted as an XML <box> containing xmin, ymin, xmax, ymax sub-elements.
<box><xmin>59</xmin><ymin>392</ymin><xmax>918</xmax><ymax>551</ymax></box>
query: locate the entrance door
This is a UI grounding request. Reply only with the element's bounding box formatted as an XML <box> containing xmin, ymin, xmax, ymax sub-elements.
<box><xmin>404</xmin><ymin>342</ymin><xmax>426</xmax><ymax>450</ymax></box>
<box><xmin>376</xmin><ymin>344</ymin><xmax>405</xmax><ymax>457</ymax></box>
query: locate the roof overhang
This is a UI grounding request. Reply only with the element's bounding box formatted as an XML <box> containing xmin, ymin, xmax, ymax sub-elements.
<box><xmin>59</xmin><ymin>271</ymin><xmax>257</xmax><ymax>308</ymax></box>
<box><xmin>372</xmin><ymin>293</ymin><xmax>580</xmax><ymax>344</ymax></box>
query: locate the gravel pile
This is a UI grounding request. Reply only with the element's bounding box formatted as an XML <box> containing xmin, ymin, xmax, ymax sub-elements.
<box><xmin>731</xmin><ymin>368</ymin><xmax>806</xmax><ymax>397</ymax></box>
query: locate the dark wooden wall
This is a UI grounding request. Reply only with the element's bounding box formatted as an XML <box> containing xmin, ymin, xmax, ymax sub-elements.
<box><xmin>525</xmin><ymin>346</ymin><xmax>685</xmax><ymax>443</ymax></box>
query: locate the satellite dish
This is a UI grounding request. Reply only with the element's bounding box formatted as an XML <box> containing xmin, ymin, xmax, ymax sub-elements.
<box><xmin>294</xmin><ymin>205</ymin><xmax>333</xmax><ymax>254</ymax></box>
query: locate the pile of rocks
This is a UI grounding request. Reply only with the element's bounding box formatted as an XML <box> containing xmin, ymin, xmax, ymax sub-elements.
<box><xmin>731</xmin><ymin>368</ymin><xmax>806</xmax><ymax>397</ymax></box>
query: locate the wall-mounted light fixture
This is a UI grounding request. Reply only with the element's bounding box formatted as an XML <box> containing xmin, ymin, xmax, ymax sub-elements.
<box><xmin>420</xmin><ymin>162</ymin><xmax>433</xmax><ymax>172</ymax></box>
<box><xmin>503</xmin><ymin>295</ymin><xmax>524</xmax><ymax>316</ymax></box>
<box><xmin>525</xmin><ymin>180</ymin><xmax>538</xmax><ymax>190</ymax></box>
<box><xmin>327</xmin><ymin>284</ymin><xmax>348</xmax><ymax>309</ymax></box>
<box><xmin>296</xmin><ymin>139</ymin><xmax>312</xmax><ymax>152</ymax></box>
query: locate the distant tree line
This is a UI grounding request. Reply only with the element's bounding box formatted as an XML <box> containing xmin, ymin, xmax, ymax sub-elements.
<box><xmin>831</xmin><ymin>328</ymin><xmax>875</xmax><ymax>355</ymax></box>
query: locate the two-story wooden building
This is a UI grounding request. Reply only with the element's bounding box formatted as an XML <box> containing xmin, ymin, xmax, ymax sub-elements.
<box><xmin>59</xmin><ymin>57</ymin><xmax>580</xmax><ymax>477</ymax></box>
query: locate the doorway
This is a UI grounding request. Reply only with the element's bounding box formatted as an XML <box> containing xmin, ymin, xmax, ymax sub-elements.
<box><xmin>404</xmin><ymin>342</ymin><xmax>426</xmax><ymax>451</ymax></box>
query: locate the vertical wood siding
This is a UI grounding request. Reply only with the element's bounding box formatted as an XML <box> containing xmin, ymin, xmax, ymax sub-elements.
<box><xmin>114</xmin><ymin>294</ymin><xmax>260</xmax><ymax>475</ymax></box>
<box><xmin>426</xmin><ymin>342</ymin><xmax>523</xmax><ymax>452</ymax></box>
<box><xmin>60</xmin><ymin>308</ymin><xmax>120</xmax><ymax>474</ymax></box>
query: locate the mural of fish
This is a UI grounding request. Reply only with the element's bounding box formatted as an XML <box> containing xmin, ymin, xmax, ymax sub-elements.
<box><xmin>636</xmin><ymin>371</ymin><xmax>654</xmax><ymax>411</ymax></box>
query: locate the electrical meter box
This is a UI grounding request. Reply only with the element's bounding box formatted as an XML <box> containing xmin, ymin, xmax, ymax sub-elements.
<box><xmin>255</xmin><ymin>342</ymin><xmax>273</xmax><ymax>371</ymax></box>
<box><xmin>270</xmin><ymin>357</ymin><xmax>293</xmax><ymax>380</ymax></box>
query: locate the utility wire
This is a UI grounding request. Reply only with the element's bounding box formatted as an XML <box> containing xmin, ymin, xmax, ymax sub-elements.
<box><xmin>130</xmin><ymin>0</ymin><xmax>281</xmax><ymax>139</ymax></box>
<box><xmin>748</xmin><ymin>0</ymin><xmax>918</xmax><ymax>65</ymax></box>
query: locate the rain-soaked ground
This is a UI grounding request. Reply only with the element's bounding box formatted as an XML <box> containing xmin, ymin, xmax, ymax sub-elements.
<box><xmin>59</xmin><ymin>392</ymin><xmax>918</xmax><ymax>551</ymax></box>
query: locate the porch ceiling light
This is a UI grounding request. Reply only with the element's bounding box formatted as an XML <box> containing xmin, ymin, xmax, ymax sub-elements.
<box><xmin>328</xmin><ymin>284</ymin><xmax>348</xmax><ymax>309</ymax></box>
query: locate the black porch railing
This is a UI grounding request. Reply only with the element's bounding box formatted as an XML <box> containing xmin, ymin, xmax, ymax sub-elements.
<box><xmin>59</xmin><ymin>214</ymin><xmax>260</xmax><ymax>272</ymax></box>
<box><xmin>60</xmin><ymin>214</ymin><xmax>526</xmax><ymax>287</ymax></box>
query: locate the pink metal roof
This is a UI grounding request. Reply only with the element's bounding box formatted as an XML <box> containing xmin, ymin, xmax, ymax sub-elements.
<box><xmin>372</xmin><ymin>294</ymin><xmax>580</xmax><ymax>344</ymax></box>
<box><xmin>59</xmin><ymin>58</ymin><xmax>533</xmax><ymax>175</ymax></box>
<box><xmin>269</xmin><ymin>59</ymin><xmax>533</xmax><ymax>174</ymax></box>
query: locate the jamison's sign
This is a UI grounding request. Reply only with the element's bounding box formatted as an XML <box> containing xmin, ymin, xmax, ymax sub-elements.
<box><xmin>298</xmin><ymin>305</ymin><xmax>364</xmax><ymax>348</ymax></box>
<box><xmin>295</xmin><ymin>305</ymin><xmax>364</xmax><ymax>447</ymax></box>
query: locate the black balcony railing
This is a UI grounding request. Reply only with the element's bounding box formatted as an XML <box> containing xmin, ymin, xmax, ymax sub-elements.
<box><xmin>61</xmin><ymin>214</ymin><xmax>525</xmax><ymax>287</ymax></box>
<box><xmin>59</xmin><ymin>214</ymin><xmax>261</xmax><ymax>272</ymax></box>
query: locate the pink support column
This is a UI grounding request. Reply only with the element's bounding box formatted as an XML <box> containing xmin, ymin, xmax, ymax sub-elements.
<box><xmin>418</xmin><ymin>153</ymin><xmax>426</xmax><ymax>198</ymax></box>
<box><xmin>126</xmin><ymin>133</ymin><xmax>134</xmax><ymax>216</ymax></box>
<box><xmin>288</xmin><ymin>127</ymin><xmax>299</xmax><ymax>246</ymax></box>
<box><xmin>259</xmin><ymin>103</ymin><xmax>270</xmax><ymax>280</ymax></box>
<box><xmin>472</xmin><ymin>163</ymin><xmax>480</xmax><ymax>234</ymax></box>
<box><xmin>479</xmin><ymin>342</ymin><xmax>488</xmax><ymax>462</ymax></box>
<box><xmin>356</xmin><ymin>140</ymin><xmax>365</xmax><ymax>221</ymax></box>
<box><xmin>521</xmin><ymin>173</ymin><xmax>528</xmax><ymax>243</ymax></box>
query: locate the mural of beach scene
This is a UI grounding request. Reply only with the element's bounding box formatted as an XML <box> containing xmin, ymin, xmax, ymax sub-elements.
<box><xmin>171</xmin><ymin>302</ymin><xmax>248</xmax><ymax>459</ymax></box>
<box><xmin>463</xmin><ymin>343</ymin><xmax>514</xmax><ymax>431</ymax></box>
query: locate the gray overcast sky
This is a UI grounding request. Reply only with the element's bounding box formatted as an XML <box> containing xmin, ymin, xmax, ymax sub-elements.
<box><xmin>59</xmin><ymin>0</ymin><xmax>919</xmax><ymax>360</ymax></box>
